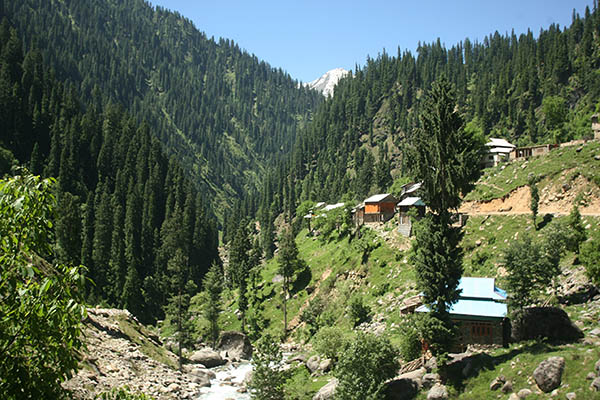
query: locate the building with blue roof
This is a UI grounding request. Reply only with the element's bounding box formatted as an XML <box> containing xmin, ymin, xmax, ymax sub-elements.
<box><xmin>416</xmin><ymin>277</ymin><xmax>509</xmax><ymax>348</ymax></box>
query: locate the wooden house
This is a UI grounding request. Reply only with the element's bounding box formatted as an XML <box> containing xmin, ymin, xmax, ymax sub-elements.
<box><xmin>482</xmin><ymin>138</ymin><xmax>515</xmax><ymax>168</ymax></box>
<box><xmin>364</xmin><ymin>193</ymin><xmax>398</xmax><ymax>223</ymax></box>
<box><xmin>396</xmin><ymin>197</ymin><xmax>425</xmax><ymax>237</ymax></box>
<box><xmin>510</xmin><ymin>143</ymin><xmax>558</xmax><ymax>161</ymax></box>
<box><xmin>417</xmin><ymin>277</ymin><xmax>509</xmax><ymax>349</ymax></box>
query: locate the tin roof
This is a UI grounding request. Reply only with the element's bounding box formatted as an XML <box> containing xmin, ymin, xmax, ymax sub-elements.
<box><xmin>364</xmin><ymin>193</ymin><xmax>397</xmax><ymax>203</ymax></box>
<box><xmin>486</xmin><ymin>138</ymin><xmax>515</xmax><ymax>149</ymax></box>
<box><xmin>415</xmin><ymin>277</ymin><xmax>507</xmax><ymax>319</ymax></box>
<box><xmin>398</xmin><ymin>197</ymin><xmax>425</xmax><ymax>207</ymax></box>
<box><xmin>323</xmin><ymin>202</ymin><xmax>344</xmax><ymax>211</ymax></box>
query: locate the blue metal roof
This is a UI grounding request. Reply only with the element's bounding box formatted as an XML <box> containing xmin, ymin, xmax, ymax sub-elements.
<box><xmin>416</xmin><ymin>299</ymin><xmax>507</xmax><ymax>319</ymax></box>
<box><xmin>459</xmin><ymin>277</ymin><xmax>506</xmax><ymax>301</ymax></box>
<box><xmin>415</xmin><ymin>277</ymin><xmax>508</xmax><ymax>319</ymax></box>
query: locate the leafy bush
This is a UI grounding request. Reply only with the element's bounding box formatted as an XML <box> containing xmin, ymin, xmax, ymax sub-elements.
<box><xmin>581</xmin><ymin>232</ymin><xmax>600</xmax><ymax>287</ymax></box>
<box><xmin>300</xmin><ymin>297</ymin><xmax>325</xmax><ymax>336</ymax></box>
<box><xmin>312</xmin><ymin>326</ymin><xmax>352</xmax><ymax>362</ymax></box>
<box><xmin>0</xmin><ymin>174</ymin><xmax>87</xmax><ymax>399</ymax></box>
<box><xmin>334</xmin><ymin>332</ymin><xmax>399</xmax><ymax>400</ymax></box>
<box><xmin>249</xmin><ymin>333</ymin><xmax>287</xmax><ymax>400</ymax></box>
<box><xmin>398</xmin><ymin>316</ymin><xmax>423</xmax><ymax>362</ymax></box>
<box><xmin>348</xmin><ymin>295</ymin><xmax>371</xmax><ymax>327</ymax></box>
<box><xmin>96</xmin><ymin>387</ymin><xmax>153</xmax><ymax>400</ymax></box>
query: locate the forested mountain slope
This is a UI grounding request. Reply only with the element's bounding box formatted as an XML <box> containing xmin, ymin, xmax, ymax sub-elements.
<box><xmin>0</xmin><ymin>22</ymin><xmax>219</xmax><ymax>324</ymax></box>
<box><xmin>259</xmin><ymin>5</ymin><xmax>600</xmax><ymax>224</ymax></box>
<box><xmin>1</xmin><ymin>0</ymin><xmax>322</xmax><ymax>221</ymax></box>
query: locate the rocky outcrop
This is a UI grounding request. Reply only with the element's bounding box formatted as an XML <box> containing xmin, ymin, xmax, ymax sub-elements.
<box><xmin>217</xmin><ymin>331</ymin><xmax>252</xmax><ymax>360</ymax></box>
<box><xmin>426</xmin><ymin>383</ymin><xmax>448</xmax><ymax>400</ymax></box>
<box><xmin>383</xmin><ymin>377</ymin><xmax>420</xmax><ymax>400</ymax></box>
<box><xmin>188</xmin><ymin>348</ymin><xmax>226</xmax><ymax>368</ymax></box>
<box><xmin>313</xmin><ymin>378</ymin><xmax>338</xmax><ymax>400</ymax></box>
<box><xmin>62</xmin><ymin>308</ymin><xmax>205</xmax><ymax>399</ymax></box>
<box><xmin>511</xmin><ymin>307</ymin><xmax>583</xmax><ymax>342</ymax></box>
<box><xmin>533</xmin><ymin>356</ymin><xmax>565</xmax><ymax>393</ymax></box>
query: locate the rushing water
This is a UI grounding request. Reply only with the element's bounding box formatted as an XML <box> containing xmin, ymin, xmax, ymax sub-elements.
<box><xmin>197</xmin><ymin>361</ymin><xmax>253</xmax><ymax>400</ymax></box>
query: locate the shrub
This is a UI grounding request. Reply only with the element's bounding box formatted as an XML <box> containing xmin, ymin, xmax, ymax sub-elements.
<box><xmin>312</xmin><ymin>326</ymin><xmax>352</xmax><ymax>362</ymax></box>
<box><xmin>581</xmin><ymin>233</ymin><xmax>600</xmax><ymax>287</ymax></box>
<box><xmin>398</xmin><ymin>316</ymin><xmax>423</xmax><ymax>362</ymax></box>
<box><xmin>334</xmin><ymin>332</ymin><xmax>399</xmax><ymax>400</ymax></box>
<box><xmin>348</xmin><ymin>295</ymin><xmax>371</xmax><ymax>327</ymax></box>
<box><xmin>96</xmin><ymin>387</ymin><xmax>153</xmax><ymax>400</ymax></box>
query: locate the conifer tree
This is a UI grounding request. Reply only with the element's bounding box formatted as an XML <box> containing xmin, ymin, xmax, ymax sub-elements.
<box><xmin>408</xmin><ymin>77</ymin><xmax>483</xmax><ymax>359</ymax></box>
<box><xmin>277</xmin><ymin>226</ymin><xmax>302</xmax><ymax>337</ymax></box>
<box><xmin>203</xmin><ymin>262</ymin><xmax>223</xmax><ymax>348</ymax></box>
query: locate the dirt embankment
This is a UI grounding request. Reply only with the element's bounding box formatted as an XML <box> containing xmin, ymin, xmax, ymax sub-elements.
<box><xmin>460</xmin><ymin>173</ymin><xmax>600</xmax><ymax>216</ymax></box>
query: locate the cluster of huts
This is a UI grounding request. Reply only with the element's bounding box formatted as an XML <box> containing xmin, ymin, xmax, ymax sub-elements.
<box><xmin>484</xmin><ymin>113</ymin><xmax>600</xmax><ymax>168</ymax></box>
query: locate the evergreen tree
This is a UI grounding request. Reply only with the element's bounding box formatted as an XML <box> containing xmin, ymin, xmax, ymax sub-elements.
<box><xmin>277</xmin><ymin>226</ymin><xmax>303</xmax><ymax>337</ymax></box>
<box><xmin>202</xmin><ymin>262</ymin><xmax>223</xmax><ymax>348</ymax></box>
<box><xmin>566</xmin><ymin>204</ymin><xmax>586</xmax><ymax>253</ymax></box>
<box><xmin>408</xmin><ymin>78</ymin><xmax>482</xmax><ymax>359</ymax></box>
<box><xmin>529</xmin><ymin>175</ymin><xmax>539</xmax><ymax>229</ymax></box>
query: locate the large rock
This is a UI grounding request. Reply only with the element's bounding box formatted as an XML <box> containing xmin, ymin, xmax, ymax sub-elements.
<box><xmin>383</xmin><ymin>377</ymin><xmax>419</xmax><ymax>400</ymax></box>
<box><xmin>591</xmin><ymin>377</ymin><xmax>600</xmax><ymax>391</ymax></box>
<box><xmin>306</xmin><ymin>355</ymin><xmax>321</xmax><ymax>373</ymax></box>
<box><xmin>426</xmin><ymin>383</ymin><xmax>448</xmax><ymax>400</ymax></box>
<box><xmin>422</xmin><ymin>373</ymin><xmax>440</xmax><ymax>389</ymax></box>
<box><xmin>313</xmin><ymin>378</ymin><xmax>337</xmax><ymax>400</ymax></box>
<box><xmin>188</xmin><ymin>348</ymin><xmax>226</xmax><ymax>368</ymax></box>
<box><xmin>533</xmin><ymin>356</ymin><xmax>565</xmax><ymax>393</ymax></box>
<box><xmin>217</xmin><ymin>331</ymin><xmax>252</xmax><ymax>360</ymax></box>
<box><xmin>511</xmin><ymin>307</ymin><xmax>583</xmax><ymax>342</ymax></box>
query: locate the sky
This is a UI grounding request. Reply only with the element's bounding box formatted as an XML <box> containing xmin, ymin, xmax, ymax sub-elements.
<box><xmin>149</xmin><ymin>0</ymin><xmax>595</xmax><ymax>83</ymax></box>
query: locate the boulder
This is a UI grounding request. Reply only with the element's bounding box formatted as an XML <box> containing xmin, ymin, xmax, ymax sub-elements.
<box><xmin>511</xmin><ymin>307</ymin><xmax>583</xmax><ymax>342</ymax></box>
<box><xmin>590</xmin><ymin>328</ymin><xmax>600</xmax><ymax>337</ymax></box>
<box><xmin>188</xmin><ymin>348</ymin><xmax>226</xmax><ymax>368</ymax></box>
<box><xmin>426</xmin><ymin>383</ymin><xmax>448</xmax><ymax>400</ymax></box>
<box><xmin>533</xmin><ymin>356</ymin><xmax>565</xmax><ymax>393</ymax></box>
<box><xmin>312</xmin><ymin>378</ymin><xmax>338</xmax><ymax>400</ymax></box>
<box><xmin>595</xmin><ymin>359</ymin><xmax>600</xmax><ymax>375</ymax></box>
<box><xmin>422</xmin><ymin>373</ymin><xmax>440</xmax><ymax>389</ymax></box>
<box><xmin>489</xmin><ymin>375</ymin><xmax>505</xmax><ymax>391</ymax></box>
<box><xmin>382</xmin><ymin>377</ymin><xmax>419</xmax><ymax>400</ymax></box>
<box><xmin>566</xmin><ymin>392</ymin><xmax>576</xmax><ymax>400</ymax></box>
<box><xmin>306</xmin><ymin>355</ymin><xmax>321</xmax><ymax>373</ymax></box>
<box><xmin>592</xmin><ymin>377</ymin><xmax>600</xmax><ymax>392</ymax></box>
<box><xmin>217</xmin><ymin>331</ymin><xmax>252</xmax><ymax>360</ymax></box>
<box><xmin>501</xmin><ymin>380</ymin><xmax>513</xmax><ymax>393</ymax></box>
<box><xmin>318</xmin><ymin>358</ymin><xmax>332</xmax><ymax>373</ymax></box>
<box><xmin>517</xmin><ymin>388</ymin><xmax>532</xmax><ymax>398</ymax></box>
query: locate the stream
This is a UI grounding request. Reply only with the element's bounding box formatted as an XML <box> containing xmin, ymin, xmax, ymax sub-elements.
<box><xmin>197</xmin><ymin>361</ymin><xmax>253</xmax><ymax>400</ymax></box>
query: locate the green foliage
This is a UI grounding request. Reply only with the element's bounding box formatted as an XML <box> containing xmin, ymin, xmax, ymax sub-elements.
<box><xmin>348</xmin><ymin>294</ymin><xmax>372</xmax><ymax>328</ymax></box>
<box><xmin>398</xmin><ymin>316</ymin><xmax>423</xmax><ymax>362</ymax></box>
<box><xmin>0</xmin><ymin>173</ymin><xmax>86</xmax><ymax>399</ymax></box>
<box><xmin>95</xmin><ymin>386</ymin><xmax>153</xmax><ymax>400</ymax></box>
<box><xmin>299</xmin><ymin>296</ymin><xmax>325</xmax><ymax>336</ymax></box>
<box><xmin>353</xmin><ymin>227</ymin><xmax>380</xmax><ymax>263</ymax></box>
<box><xmin>503</xmin><ymin>234</ymin><xmax>561</xmax><ymax>311</ymax></box>
<box><xmin>542</xmin><ymin>95</ymin><xmax>568</xmax><ymax>131</ymax></box>
<box><xmin>278</xmin><ymin>225</ymin><xmax>304</xmax><ymax>336</ymax></box>
<box><xmin>202</xmin><ymin>262</ymin><xmax>223</xmax><ymax>347</ymax></box>
<box><xmin>581</xmin><ymin>231</ymin><xmax>600</xmax><ymax>287</ymax></box>
<box><xmin>312</xmin><ymin>326</ymin><xmax>353</xmax><ymax>362</ymax></box>
<box><xmin>334</xmin><ymin>332</ymin><xmax>399</xmax><ymax>400</ymax></box>
<box><xmin>249</xmin><ymin>333</ymin><xmax>287</xmax><ymax>400</ymax></box>
<box><xmin>528</xmin><ymin>175</ymin><xmax>539</xmax><ymax>229</ymax></box>
<box><xmin>408</xmin><ymin>77</ymin><xmax>485</xmax><ymax>215</ymax></box>
<box><xmin>566</xmin><ymin>205</ymin><xmax>586</xmax><ymax>253</ymax></box>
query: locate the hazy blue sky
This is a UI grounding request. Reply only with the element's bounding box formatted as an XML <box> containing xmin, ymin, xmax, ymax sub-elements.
<box><xmin>150</xmin><ymin>1</ymin><xmax>595</xmax><ymax>83</ymax></box>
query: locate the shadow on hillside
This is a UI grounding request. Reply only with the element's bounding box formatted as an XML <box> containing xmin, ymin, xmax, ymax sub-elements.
<box><xmin>537</xmin><ymin>213</ymin><xmax>554</xmax><ymax>230</ymax></box>
<box><xmin>292</xmin><ymin>265</ymin><xmax>312</xmax><ymax>295</ymax></box>
<box><xmin>444</xmin><ymin>341</ymin><xmax>556</xmax><ymax>392</ymax></box>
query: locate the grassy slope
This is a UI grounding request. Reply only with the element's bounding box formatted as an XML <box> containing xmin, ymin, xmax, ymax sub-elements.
<box><xmin>191</xmin><ymin>144</ymin><xmax>600</xmax><ymax>398</ymax></box>
<box><xmin>465</xmin><ymin>141</ymin><xmax>600</xmax><ymax>202</ymax></box>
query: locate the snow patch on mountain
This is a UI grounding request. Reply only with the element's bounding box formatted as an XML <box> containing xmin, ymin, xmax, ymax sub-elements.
<box><xmin>307</xmin><ymin>68</ymin><xmax>349</xmax><ymax>97</ymax></box>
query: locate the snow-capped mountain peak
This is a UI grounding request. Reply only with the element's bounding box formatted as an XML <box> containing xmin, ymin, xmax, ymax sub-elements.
<box><xmin>307</xmin><ymin>68</ymin><xmax>349</xmax><ymax>97</ymax></box>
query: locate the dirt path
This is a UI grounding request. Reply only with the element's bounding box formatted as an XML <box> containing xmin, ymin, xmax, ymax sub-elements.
<box><xmin>460</xmin><ymin>175</ymin><xmax>600</xmax><ymax>216</ymax></box>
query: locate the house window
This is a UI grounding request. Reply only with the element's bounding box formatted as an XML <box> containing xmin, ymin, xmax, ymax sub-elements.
<box><xmin>471</xmin><ymin>322</ymin><xmax>492</xmax><ymax>338</ymax></box>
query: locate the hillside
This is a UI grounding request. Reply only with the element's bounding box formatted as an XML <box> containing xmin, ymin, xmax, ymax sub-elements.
<box><xmin>207</xmin><ymin>145</ymin><xmax>600</xmax><ymax>398</ymax></box>
<box><xmin>1</xmin><ymin>0</ymin><xmax>322</xmax><ymax>221</ymax></box>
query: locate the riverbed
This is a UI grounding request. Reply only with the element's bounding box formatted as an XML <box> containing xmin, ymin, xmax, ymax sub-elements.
<box><xmin>197</xmin><ymin>361</ymin><xmax>252</xmax><ymax>400</ymax></box>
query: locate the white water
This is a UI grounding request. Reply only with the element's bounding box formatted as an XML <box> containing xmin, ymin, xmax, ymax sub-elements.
<box><xmin>197</xmin><ymin>362</ymin><xmax>253</xmax><ymax>400</ymax></box>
